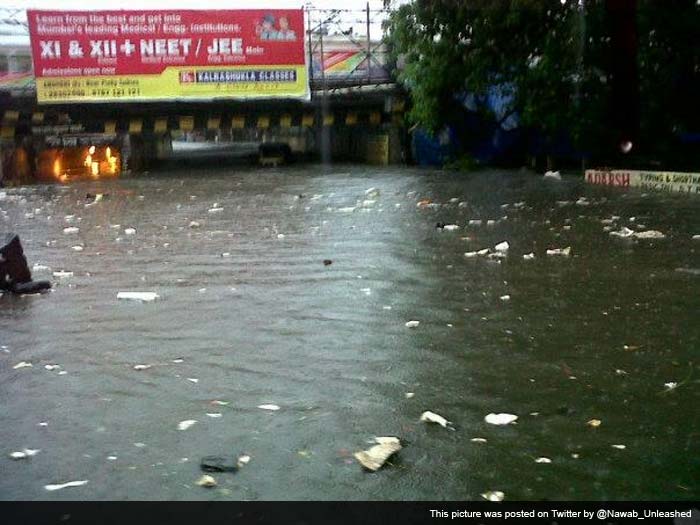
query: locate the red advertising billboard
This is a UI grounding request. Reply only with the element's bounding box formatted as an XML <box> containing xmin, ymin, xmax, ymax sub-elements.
<box><xmin>27</xmin><ymin>9</ymin><xmax>309</xmax><ymax>103</ymax></box>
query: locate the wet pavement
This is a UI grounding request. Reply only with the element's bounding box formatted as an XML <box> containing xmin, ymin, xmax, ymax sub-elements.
<box><xmin>1</xmin><ymin>165</ymin><xmax>699</xmax><ymax>500</ymax></box>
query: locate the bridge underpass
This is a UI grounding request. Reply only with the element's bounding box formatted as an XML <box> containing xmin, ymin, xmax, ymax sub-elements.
<box><xmin>0</xmin><ymin>6</ymin><xmax>407</xmax><ymax>184</ymax></box>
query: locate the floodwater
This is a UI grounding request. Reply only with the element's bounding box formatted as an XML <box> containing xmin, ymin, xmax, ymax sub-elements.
<box><xmin>1</xmin><ymin>165</ymin><xmax>699</xmax><ymax>501</ymax></box>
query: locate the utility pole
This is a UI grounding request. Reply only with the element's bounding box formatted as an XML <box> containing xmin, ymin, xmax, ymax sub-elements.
<box><xmin>366</xmin><ymin>2</ymin><xmax>371</xmax><ymax>85</ymax></box>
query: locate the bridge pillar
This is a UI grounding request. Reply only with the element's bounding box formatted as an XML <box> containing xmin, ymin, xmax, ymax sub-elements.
<box><xmin>121</xmin><ymin>133</ymin><xmax>172</xmax><ymax>173</ymax></box>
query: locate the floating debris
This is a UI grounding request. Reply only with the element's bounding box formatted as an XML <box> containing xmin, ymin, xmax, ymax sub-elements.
<box><xmin>500</xmin><ymin>295</ymin><xmax>511</xmax><ymax>302</ymax></box>
<box><xmin>177</xmin><ymin>420</ymin><xmax>197</xmax><ymax>431</ymax></box>
<box><xmin>405</xmin><ymin>392</ymin><xmax>415</xmax><ymax>399</ymax></box>
<box><xmin>124</xmin><ymin>228</ymin><xmax>136</xmax><ymax>235</ymax></box>
<box><xmin>664</xmin><ymin>382</ymin><xmax>678</xmax><ymax>391</ymax></box>
<box><xmin>208</xmin><ymin>207</ymin><xmax>224</xmax><ymax>214</ymax></box>
<box><xmin>45</xmin><ymin>480</ymin><xmax>89</xmax><ymax>491</ymax></box>
<box><xmin>258</xmin><ymin>404</ymin><xmax>280</xmax><ymax>411</ymax></box>
<box><xmin>587</xmin><ymin>419</ymin><xmax>602</xmax><ymax>428</ymax></box>
<box><xmin>133</xmin><ymin>364</ymin><xmax>152</xmax><ymax>371</ymax></box>
<box><xmin>484</xmin><ymin>413</ymin><xmax>518</xmax><ymax>425</ymax></box>
<box><xmin>117</xmin><ymin>292</ymin><xmax>159</xmax><ymax>302</ymax></box>
<box><xmin>494</xmin><ymin>241</ymin><xmax>509</xmax><ymax>252</ymax></box>
<box><xmin>405</xmin><ymin>320</ymin><xmax>420</xmax><ymax>328</ymax></box>
<box><xmin>205</xmin><ymin>413</ymin><xmax>222</xmax><ymax>418</ymax></box>
<box><xmin>523</xmin><ymin>253</ymin><xmax>535</xmax><ymax>260</ymax></box>
<box><xmin>13</xmin><ymin>361</ymin><xmax>33</xmax><ymax>370</ymax></box>
<box><xmin>481</xmin><ymin>490</ymin><xmax>505</xmax><ymax>502</ymax></box>
<box><xmin>71</xmin><ymin>245</ymin><xmax>84</xmax><ymax>252</ymax></box>
<box><xmin>9</xmin><ymin>448</ymin><xmax>40</xmax><ymax>460</ymax></box>
<box><xmin>611</xmin><ymin>444</ymin><xmax>626</xmax><ymax>450</ymax></box>
<box><xmin>200</xmin><ymin>456</ymin><xmax>238</xmax><ymax>473</ymax></box>
<box><xmin>186</xmin><ymin>378</ymin><xmax>199</xmax><ymax>384</ymax></box>
<box><xmin>470</xmin><ymin>438</ymin><xmax>487</xmax><ymax>443</ymax></box>
<box><xmin>63</xmin><ymin>227</ymin><xmax>79</xmax><ymax>234</ymax></box>
<box><xmin>611</xmin><ymin>227</ymin><xmax>666</xmax><ymax>240</ymax></box>
<box><xmin>419</xmin><ymin>410</ymin><xmax>452</xmax><ymax>428</ymax></box>
<box><xmin>442</xmin><ymin>224</ymin><xmax>460</xmax><ymax>231</ymax></box>
<box><xmin>210</xmin><ymin>400</ymin><xmax>229</xmax><ymax>406</ymax></box>
<box><xmin>53</xmin><ymin>270</ymin><xmax>73</xmax><ymax>278</ymax></box>
<box><xmin>196</xmin><ymin>475</ymin><xmax>217</xmax><ymax>488</ymax></box>
<box><xmin>535</xmin><ymin>457</ymin><xmax>552</xmax><ymax>464</ymax></box>
<box><xmin>44</xmin><ymin>364</ymin><xmax>60</xmax><ymax>371</ymax></box>
<box><xmin>323</xmin><ymin>259</ymin><xmax>333</xmax><ymax>266</ymax></box>
<box><xmin>546</xmin><ymin>247</ymin><xmax>571</xmax><ymax>256</ymax></box>
<box><xmin>634</xmin><ymin>230</ymin><xmax>666</xmax><ymax>240</ymax></box>
<box><xmin>237</xmin><ymin>454</ymin><xmax>251</xmax><ymax>467</ymax></box>
<box><xmin>354</xmin><ymin>436</ymin><xmax>402</xmax><ymax>472</ymax></box>
<box><xmin>189</xmin><ymin>221</ymin><xmax>201</xmax><ymax>228</ymax></box>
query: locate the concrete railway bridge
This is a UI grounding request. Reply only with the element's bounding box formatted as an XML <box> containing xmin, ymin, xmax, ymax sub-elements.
<box><xmin>0</xmin><ymin>6</ymin><xmax>407</xmax><ymax>184</ymax></box>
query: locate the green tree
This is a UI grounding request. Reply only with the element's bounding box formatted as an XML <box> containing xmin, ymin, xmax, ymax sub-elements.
<box><xmin>386</xmin><ymin>0</ymin><xmax>613</xmax><ymax>159</ymax></box>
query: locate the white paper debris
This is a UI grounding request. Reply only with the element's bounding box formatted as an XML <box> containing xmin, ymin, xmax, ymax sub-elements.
<box><xmin>405</xmin><ymin>320</ymin><xmax>420</xmax><ymax>328</ymax></box>
<box><xmin>124</xmin><ymin>228</ymin><xmax>136</xmax><ymax>235</ymax></box>
<box><xmin>186</xmin><ymin>377</ymin><xmax>199</xmax><ymax>384</ymax></box>
<box><xmin>45</xmin><ymin>480</ymin><xmax>89</xmax><ymax>491</ymax></box>
<box><xmin>53</xmin><ymin>271</ymin><xmax>73</xmax><ymax>278</ymax></box>
<box><xmin>543</xmin><ymin>170</ymin><xmax>561</xmax><ymax>180</ymax></box>
<box><xmin>500</xmin><ymin>295</ymin><xmax>511</xmax><ymax>302</ymax></box>
<box><xmin>13</xmin><ymin>361</ymin><xmax>33</xmax><ymax>370</ymax></box>
<box><xmin>9</xmin><ymin>448</ymin><xmax>40</xmax><ymax>460</ymax></box>
<box><xmin>634</xmin><ymin>230</ymin><xmax>666</xmax><ymax>239</ymax></box>
<box><xmin>237</xmin><ymin>454</ymin><xmax>251</xmax><ymax>466</ymax></box>
<box><xmin>611</xmin><ymin>444</ymin><xmax>626</xmax><ymax>450</ymax></box>
<box><xmin>484</xmin><ymin>413</ymin><xmax>518</xmax><ymax>425</ymax></box>
<box><xmin>534</xmin><ymin>457</ymin><xmax>552</xmax><ymax>464</ymax></box>
<box><xmin>133</xmin><ymin>364</ymin><xmax>151</xmax><ymax>371</ymax></box>
<box><xmin>258</xmin><ymin>404</ymin><xmax>280</xmax><ymax>411</ymax></box>
<box><xmin>354</xmin><ymin>436</ymin><xmax>402</xmax><ymax>471</ymax></box>
<box><xmin>494</xmin><ymin>241</ymin><xmax>509</xmax><ymax>252</ymax></box>
<box><xmin>664</xmin><ymin>382</ymin><xmax>678</xmax><ymax>391</ymax></box>
<box><xmin>546</xmin><ymin>247</ymin><xmax>571</xmax><ymax>256</ymax></box>
<box><xmin>196</xmin><ymin>475</ymin><xmax>217</xmax><ymax>488</ymax></box>
<box><xmin>442</xmin><ymin>224</ymin><xmax>459</xmax><ymax>231</ymax></box>
<box><xmin>71</xmin><ymin>245</ymin><xmax>84</xmax><ymax>252</ymax></box>
<box><xmin>44</xmin><ymin>364</ymin><xmax>60</xmax><ymax>371</ymax></box>
<box><xmin>420</xmin><ymin>411</ymin><xmax>451</xmax><ymax>428</ymax></box>
<box><xmin>117</xmin><ymin>292</ymin><xmax>159</xmax><ymax>302</ymax></box>
<box><xmin>470</xmin><ymin>438</ymin><xmax>487</xmax><ymax>443</ymax></box>
<box><xmin>405</xmin><ymin>392</ymin><xmax>415</xmax><ymax>399</ymax></box>
<box><xmin>177</xmin><ymin>420</ymin><xmax>197</xmax><ymax>431</ymax></box>
<box><xmin>208</xmin><ymin>207</ymin><xmax>224</xmax><ymax>214</ymax></box>
<box><xmin>481</xmin><ymin>490</ymin><xmax>505</xmax><ymax>502</ymax></box>
<box><xmin>205</xmin><ymin>413</ymin><xmax>222</xmax><ymax>418</ymax></box>
<box><xmin>63</xmin><ymin>227</ymin><xmax>79</xmax><ymax>234</ymax></box>
<box><xmin>523</xmin><ymin>253</ymin><xmax>535</xmax><ymax>260</ymax></box>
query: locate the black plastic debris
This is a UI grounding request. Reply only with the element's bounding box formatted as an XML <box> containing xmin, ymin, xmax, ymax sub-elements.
<box><xmin>200</xmin><ymin>456</ymin><xmax>239</xmax><ymax>473</ymax></box>
<box><xmin>0</xmin><ymin>234</ymin><xmax>51</xmax><ymax>294</ymax></box>
<box><xmin>323</xmin><ymin>259</ymin><xmax>333</xmax><ymax>266</ymax></box>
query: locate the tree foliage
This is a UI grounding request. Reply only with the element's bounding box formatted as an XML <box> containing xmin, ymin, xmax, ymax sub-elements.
<box><xmin>386</xmin><ymin>0</ymin><xmax>700</xmax><ymax>163</ymax></box>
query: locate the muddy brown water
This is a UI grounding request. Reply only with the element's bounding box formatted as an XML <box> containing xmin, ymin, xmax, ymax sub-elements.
<box><xmin>1</xmin><ymin>165</ymin><xmax>699</xmax><ymax>500</ymax></box>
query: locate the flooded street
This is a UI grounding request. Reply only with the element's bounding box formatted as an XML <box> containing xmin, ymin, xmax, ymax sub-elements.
<box><xmin>1</xmin><ymin>165</ymin><xmax>699</xmax><ymax>501</ymax></box>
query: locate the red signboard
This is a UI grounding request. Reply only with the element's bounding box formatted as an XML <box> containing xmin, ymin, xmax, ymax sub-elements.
<box><xmin>27</xmin><ymin>9</ymin><xmax>309</xmax><ymax>102</ymax></box>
